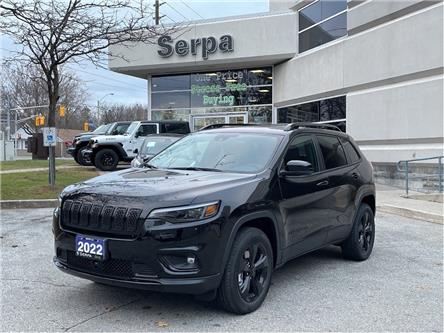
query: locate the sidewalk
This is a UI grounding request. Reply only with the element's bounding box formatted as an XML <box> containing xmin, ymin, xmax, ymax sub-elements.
<box><xmin>376</xmin><ymin>184</ymin><xmax>443</xmax><ymax>224</ymax></box>
<box><xmin>0</xmin><ymin>165</ymin><xmax>80</xmax><ymax>174</ymax></box>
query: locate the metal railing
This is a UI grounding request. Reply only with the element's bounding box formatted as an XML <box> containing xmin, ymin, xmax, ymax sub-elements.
<box><xmin>396</xmin><ymin>156</ymin><xmax>443</xmax><ymax>195</ymax></box>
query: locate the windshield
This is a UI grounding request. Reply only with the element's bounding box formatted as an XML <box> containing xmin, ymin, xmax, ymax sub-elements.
<box><xmin>92</xmin><ymin>124</ymin><xmax>111</xmax><ymax>134</ymax></box>
<box><xmin>109</xmin><ymin>123</ymin><xmax>130</xmax><ymax>135</ymax></box>
<box><xmin>140</xmin><ymin>137</ymin><xmax>180</xmax><ymax>155</ymax></box>
<box><xmin>149</xmin><ymin>132</ymin><xmax>282</xmax><ymax>173</ymax></box>
<box><xmin>124</xmin><ymin>122</ymin><xmax>139</xmax><ymax>135</ymax></box>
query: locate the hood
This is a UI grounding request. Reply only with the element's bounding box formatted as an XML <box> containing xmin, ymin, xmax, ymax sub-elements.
<box><xmin>61</xmin><ymin>168</ymin><xmax>261</xmax><ymax>208</ymax></box>
<box><xmin>92</xmin><ymin>134</ymin><xmax>127</xmax><ymax>143</ymax></box>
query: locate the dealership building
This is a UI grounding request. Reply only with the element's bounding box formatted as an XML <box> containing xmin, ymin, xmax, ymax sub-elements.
<box><xmin>109</xmin><ymin>0</ymin><xmax>443</xmax><ymax>172</ymax></box>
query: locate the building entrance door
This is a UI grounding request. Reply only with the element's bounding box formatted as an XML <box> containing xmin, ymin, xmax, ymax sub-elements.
<box><xmin>190</xmin><ymin>112</ymin><xmax>248</xmax><ymax>131</ymax></box>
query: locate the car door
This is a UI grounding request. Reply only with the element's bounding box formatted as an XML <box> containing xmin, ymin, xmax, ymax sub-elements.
<box><xmin>128</xmin><ymin>124</ymin><xmax>159</xmax><ymax>156</ymax></box>
<box><xmin>278</xmin><ymin>134</ymin><xmax>331</xmax><ymax>259</ymax></box>
<box><xmin>314</xmin><ymin>134</ymin><xmax>356</xmax><ymax>242</ymax></box>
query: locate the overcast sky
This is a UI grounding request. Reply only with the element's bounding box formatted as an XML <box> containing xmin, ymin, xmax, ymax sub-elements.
<box><xmin>0</xmin><ymin>0</ymin><xmax>269</xmax><ymax>110</ymax></box>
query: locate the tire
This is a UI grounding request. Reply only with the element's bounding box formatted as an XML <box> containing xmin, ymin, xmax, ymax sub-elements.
<box><xmin>341</xmin><ymin>203</ymin><xmax>375</xmax><ymax>261</ymax></box>
<box><xmin>94</xmin><ymin>148</ymin><xmax>119</xmax><ymax>171</ymax></box>
<box><xmin>76</xmin><ymin>146</ymin><xmax>92</xmax><ymax>166</ymax></box>
<box><xmin>217</xmin><ymin>227</ymin><xmax>273</xmax><ymax>314</ymax></box>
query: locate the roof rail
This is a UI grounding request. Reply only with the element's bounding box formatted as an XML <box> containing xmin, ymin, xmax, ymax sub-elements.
<box><xmin>284</xmin><ymin>122</ymin><xmax>342</xmax><ymax>132</ymax></box>
<box><xmin>199</xmin><ymin>123</ymin><xmax>257</xmax><ymax>131</ymax></box>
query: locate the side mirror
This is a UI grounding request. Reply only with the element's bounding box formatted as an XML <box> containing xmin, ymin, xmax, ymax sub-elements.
<box><xmin>134</xmin><ymin>132</ymin><xmax>140</xmax><ymax>138</ymax></box>
<box><xmin>133</xmin><ymin>148</ymin><xmax>138</xmax><ymax>154</ymax></box>
<box><xmin>281</xmin><ymin>160</ymin><xmax>313</xmax><ymax>176</ymax></box>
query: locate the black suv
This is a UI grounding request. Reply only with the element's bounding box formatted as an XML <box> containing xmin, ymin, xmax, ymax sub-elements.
<box><xmin>53</xmin><ymin>123</ymin><xmax>375</xmax><ymax>314</ymax></box>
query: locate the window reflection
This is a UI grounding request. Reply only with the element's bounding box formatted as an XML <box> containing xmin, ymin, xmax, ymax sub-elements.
<box><xmin>277</xmin><ymin>96</ymin><xmax>346</xmax><ymax>130</ymax></box>
<box><xmin>298</xmin><ymin>0</ymin><xmax>347</xmax><ymax>53</ymax></box>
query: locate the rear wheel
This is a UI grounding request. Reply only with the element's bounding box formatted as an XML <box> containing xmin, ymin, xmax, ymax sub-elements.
<box><xmin>94</xmin><ymin>148</ymin><xmax>119</xmax><ymax>171</ymax></box>
<box><xmin>76</xmin><ymin>146</ymin><xmax>92</xmax><ymax>166</ymax></box>
<box><xmin>217</xmin><ymin>227</ymin><xmax>273</xmax><ymax>314</ymax></box>
<box><xmin>341</xmin><ymin>203</ymin><xmax>375</xmax><ymax>261</ymax></box>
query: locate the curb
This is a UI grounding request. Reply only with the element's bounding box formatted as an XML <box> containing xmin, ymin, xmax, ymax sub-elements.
<box><xmin>377</xmin><ymin>204</ymin><xmax>443</xmax><ymax>224</ymax></box>
<box><xmin>1</xmin><ymin>199</ymin><xmax>58</xmax><ymax>209</ymax></box>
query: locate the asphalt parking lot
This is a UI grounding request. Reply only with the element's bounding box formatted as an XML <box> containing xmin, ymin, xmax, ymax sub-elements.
<box><xmin>1</xmin><ymin>208</ymin><xmax>442</xmax><ymax>332</ymax></box>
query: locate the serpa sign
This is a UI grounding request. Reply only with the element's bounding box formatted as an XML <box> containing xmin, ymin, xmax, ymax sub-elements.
<box><xmin>157</xmin><ymin>35</ymin><xmax>234</xmax><ymax>60</ymax></box>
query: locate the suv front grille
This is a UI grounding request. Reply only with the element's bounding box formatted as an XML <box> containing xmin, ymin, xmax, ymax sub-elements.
<box><xmin>66</xmin><ymin>251</ymin><xmax>134</xmax><ymax>279</ymax></box>
<box><xmin>61</xmin><ymin>199</ymin><xmax>142</xmax><ymax>237</ymax></box>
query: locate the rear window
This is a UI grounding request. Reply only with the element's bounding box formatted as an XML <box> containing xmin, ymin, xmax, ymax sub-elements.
<box><xmin>340</xmin><ymin>137</ymin><xmax>361</xmax><ymax>164</ymax></box>
<box><xmin>317</xmin><ymin>135</ymin><xmax>347</xmax><ymax>169</ymax></box>
<box><xmin>162</xmin><ymin>123</ymin><xmax>190</xmax><ymax>134</ymax></box>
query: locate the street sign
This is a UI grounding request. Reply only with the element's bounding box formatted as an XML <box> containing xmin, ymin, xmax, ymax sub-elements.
<box><xmin>42</xmin><ymin>127</ymin><xmax>57</xmax><ymax>147</ymax></box>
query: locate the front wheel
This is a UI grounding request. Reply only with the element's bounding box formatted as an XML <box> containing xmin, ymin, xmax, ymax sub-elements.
<box><xmin>341</xmin><ymin>203</ymin><xmax>375</xmax><ymax>261</ymax></box>
<box><xmin>94</xmin><ymin>148</ymin><xmax>119</xmax><ymax>171</ymax></box>
<box><xmin>217</xmin><ymin>227</ymin><xmax>273</xmax><ymax>314</ymax></box>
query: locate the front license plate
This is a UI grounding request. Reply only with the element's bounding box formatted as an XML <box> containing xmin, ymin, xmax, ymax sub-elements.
<box><xmin>75</xmin><ymin>235</ymin><xmax>106</xmax><ymax>260</ymax></box>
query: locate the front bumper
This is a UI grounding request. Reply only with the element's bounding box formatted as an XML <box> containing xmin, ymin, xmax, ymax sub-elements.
<box><xmin>52</xmin><ymin>207</ymin><xmax>228</xmax><ymax>295</ymax></box>
<box><xmin>81</xmin><ymin>148</ymin><xmax>93</xmax><ymax>164</ymax></box>
<box><xmin>66</xmin><ymin>147</ymin><xmax>75</xmax><ymax>156</ymax></box>
<box><xmin>53</xmin><ymin>257</ymin><xmax>220</xmax><ymax>294</ymax></box>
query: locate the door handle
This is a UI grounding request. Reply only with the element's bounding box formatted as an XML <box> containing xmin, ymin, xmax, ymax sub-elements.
<box><xmin>316</xmin><ymin>180</ymin><xmax>329</xmax><ymax>187</ymax></box>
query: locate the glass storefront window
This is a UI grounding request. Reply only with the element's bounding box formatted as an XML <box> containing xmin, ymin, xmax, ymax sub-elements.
<box><xmin>277</xmin><ymin>96</ymin><xmax>346</xmax><ymax>130</ymax></box>
<box><xmin>151</xmin><ymin>67</ymin><xmax>272</xmax><ymax>125</ymax></box>
<box><xmin>152</xmin><ymin>75</ymin><xmax>190</xmax><ymax>92</ymax></box>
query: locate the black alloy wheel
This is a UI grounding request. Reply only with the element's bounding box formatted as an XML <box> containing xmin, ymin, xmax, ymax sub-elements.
<box><xmin>342</xmin><ymin>203</ymin><xmax>375</xmax><ymax>261</ymax></box>
<box><xmin>237</xmin><ymin>244</ymin><xmax>270</xmax><ymax>303</ymax></box>
<box><xmin>94</xmin><ymin>148</ymin><xmax>119</xmax><ymax>171</ymax></box>
<box><xmin>217</xmin><ymin>227</ymin><xmax>273</xmax><ymax>314</ymax></box>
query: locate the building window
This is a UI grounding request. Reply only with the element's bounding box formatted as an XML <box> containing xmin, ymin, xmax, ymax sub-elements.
<box><xmin>298</xmin><ymin>0</ymin><xmax>347</xmax><ymax>53</ymax></box>
<box><xmin>151</xmin><ymin>68</ymin><xmax>273</xmax><ymax>123</ymax></box>
<box><xmin>277</xmin><ymin>96</ymin><xmax>346</xmax><ymax>131</ymax></box>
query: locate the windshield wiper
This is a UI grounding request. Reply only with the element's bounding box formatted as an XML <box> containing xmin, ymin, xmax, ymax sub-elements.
<box><xmin>143</xmin><ymin>162</ymin><xmax>157</xmax><ymax>169</ymax></box>
<box><xmin>168</xmin><ymin>167</ymin><xmax>222</xmax><ymax>172</ymax></box>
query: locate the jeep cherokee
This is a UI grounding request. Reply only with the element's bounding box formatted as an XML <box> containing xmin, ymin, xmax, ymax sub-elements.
<box><xmin>53</xmin><ymin>123</ymin><xmax>376</xmax><ymax>314</ymax></box>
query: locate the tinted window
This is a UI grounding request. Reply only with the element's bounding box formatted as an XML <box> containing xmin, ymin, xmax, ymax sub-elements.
<box><xmin>317</xmin><ymin>135</ymin><xmax>347</xmax><ymax>169</ymax></box>
<box><xmin>163</xmin><ymin>123</ymin><xmax>190</xmax><ymax>134</ymax></box>
<box><xmin>284</xmin><ymin>135</ymin><xmax>319</xmax><ymax>172</ymax></box>
<box><xmin>151</xmin><ymin>91</ymin><xmax>190</xmax><ymax>109</ymax></box>
<box><xmin>299</xmin><ymin>1</ymin><xmax>322</xmax><ymax>30</ymax></box>
<box><xmin>299</xmin><ymin>12</ymin><xmax>347</xmax><ymax>53</ymax></box>
<box><xmin>152</xmin><ymin>75</ymin><xmax>190</xmax><ymax>92</ymax></box>
<box><xmin>278</xmin><ymin>96</ymin><xmax>346</xmax><ymax>124</ymax></box>
<box><xmin>340</xmin><ymin>137</ymin><xmax>360</xmax><ymax>164</ymax></box>
<box><xmin>137</xmin><ymin>124</ymin><xmax>157</xmax><ymax>136</ymax></box>
<box><xmin>299</xmin><ymin>0</ymin><xmax>347</xmax><ymax>31</ymax></box>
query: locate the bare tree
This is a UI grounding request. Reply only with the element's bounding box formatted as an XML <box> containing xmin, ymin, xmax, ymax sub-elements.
<box><xmin>0</xmin><ymin>0</ymin><xmax>176</xmax><ymax>186</ymax></box>
<box><xmin>99</xmin><ymin>103</ymin><xmax>147</xmax><ymax>123</ymax></box>
<box><xmin>1</xmin><ymin>62</ymin><xmax>90</xmax><ymax>131</ymax></box>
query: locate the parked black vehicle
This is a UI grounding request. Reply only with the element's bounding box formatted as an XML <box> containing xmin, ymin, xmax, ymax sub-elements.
<box><xmin>130</xmin><ymin>134</ymin><xmax>183</xmax><ymax>168</ymax></box>
<box><xmin>83</xmin><ymin>120</ymin><xmax>190</xmax><ymax>171</ymax></box>
<box><xmin>67</xmin><ymin>122</ymin><xmax>131</xmax><ymax>166</ymax></box>
<box><xmin>53</xmin><ymin>123</ymin><xmax>375</xmax><ymax>314</ymax></box>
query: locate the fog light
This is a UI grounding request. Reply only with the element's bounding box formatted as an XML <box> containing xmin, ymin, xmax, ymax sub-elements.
<box><xmin>161</xmin><ymin>254</ymin><xmax>199</xmax><ymax>272</ymax></box>
<box><xmin>187</xmin><ymin>256</ymin><xmax>195</xmax><ymax>264</ymax></box>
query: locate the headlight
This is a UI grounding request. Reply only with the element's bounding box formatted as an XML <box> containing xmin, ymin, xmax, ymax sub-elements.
<box><xmin>147</xmin><ymin>201</ymin><xmax>220</xmax><ymax>223</ymax></box>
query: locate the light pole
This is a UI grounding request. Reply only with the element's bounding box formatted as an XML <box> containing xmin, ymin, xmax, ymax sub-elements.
<box><xmin>97</xmin><ymin>93</ymin><xmax>114</xmax><ymax>123</ymax></box>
